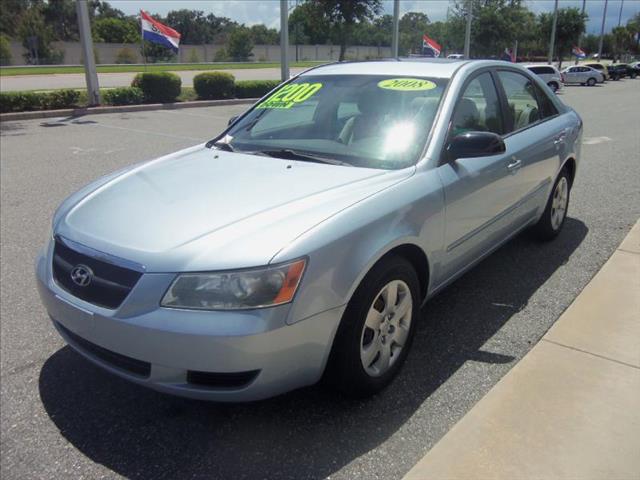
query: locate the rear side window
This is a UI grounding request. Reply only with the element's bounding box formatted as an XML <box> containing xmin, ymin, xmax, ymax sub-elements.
<box><xmin>450</xmin><ymin>72</ymin><xmax>503</xmax><ymax>136</ymax></box>
<box><xmin>497</xmin><ymin>71</ymin><xmax>542</xmax><ymax>133</ymax></box>
<box><xmin>533</xmin><ymin>84</ymin><xmax>558</xmax><ymax>118</ymax></box>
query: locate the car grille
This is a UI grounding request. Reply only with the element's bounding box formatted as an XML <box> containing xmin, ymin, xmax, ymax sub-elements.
<box><xmin>52</xmin><ymin>238</ymin><xmax>142</xmax><ymax>309</ymax></box>
<box><xmin>57</xmin><ymin>321</ymin><xmax>151</xmax><ymax>377</ymax></box>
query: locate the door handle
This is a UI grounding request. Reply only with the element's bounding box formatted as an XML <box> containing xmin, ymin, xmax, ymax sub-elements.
<box><xmin>554</xmin><ymin>129</ymin><xmax>568</xmax><ymax>144</ymax></box>
<box><xmin>507</xmin><ymin>158</ymin><xmax>522</xmax><ymax>172</ymax></box>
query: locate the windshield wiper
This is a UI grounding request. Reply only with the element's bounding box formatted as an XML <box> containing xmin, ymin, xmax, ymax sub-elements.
<box><xmin>253</xmin><ymin>149</ymin><xmax>351</xmax><ymax>166</ymax></box>
<box><xmin>212</xmin><ymin>141</ymin><xmax>235</xmax><ymax>152</ymax></box>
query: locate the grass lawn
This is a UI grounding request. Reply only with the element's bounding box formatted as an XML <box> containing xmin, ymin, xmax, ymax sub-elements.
<box><xmin>0</xmin><ymin>61</ymin><xmax>325</xmax><ymax>76</ymax></box>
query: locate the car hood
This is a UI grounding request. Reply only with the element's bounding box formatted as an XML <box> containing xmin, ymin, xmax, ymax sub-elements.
<box><xmin>55</xmin><ymin>144</ymin><xmax>414</xmax><ymax>272</ymax></box>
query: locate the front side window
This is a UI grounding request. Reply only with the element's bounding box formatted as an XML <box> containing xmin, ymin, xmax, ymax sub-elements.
<box><xmin>497</xmin><ymin>70</ymin><xmax>542</xmax><ymax>133</ymax></box>
<box><xmin>450</xmin><ymin>72</ymin><xmax>503</xmax><ymax>136</ymax></box>
<box><xmin>221</xmin><ymin>75</ymin><xmax>449</xmax><ymax>170</ymax></box>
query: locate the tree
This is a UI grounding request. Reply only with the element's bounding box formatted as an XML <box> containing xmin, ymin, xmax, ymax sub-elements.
<box><xmin>399</xmin><ymin>11</ymin><xmax>430</xmax><ymax>55</ymax></box>
<box><xmin>289</xmin><ymin>2</ymin><xmax>331</xmax><ymax>45</ymax></box>
<box><xmin>249</xmin><ymin>24</ymin><xmax>279</xmax><ymax>45</ymax></box>
<box><xmin>538</xmin><ymin>7</ymin><xmax>586</xmax><ymax>67</ymax></box>
<box><xmin>0</xmin><ymin>0</ymin><xmax>31</xmax><ymax>37</ymax></box>
<box><xmin>43</xmin><ymin>0</ymin><xmax>78</xmax><ymax>41</ymax></box>
<box><xmin>17</xmin><ymin>5</ymin><xmax>63</xmax><ymax>64</ymax></box>
<box><xmin>93</xmin><ymin>17</ymin><xmax>139</xmax><ymax>43</ymax></box>
<box><xmin>227</xmin><ymin>27</ymin><xmax>253</xmax><ymax>60</ymax></box>
<box><xmin>166</xmin><ymin>9</ymin><xmax>214</xmax><ymax>44</ymax></box>
<box><xmin>309</xmin><ymin>0</ymin><xmax>382</xmax><ymax>60</ymax></box>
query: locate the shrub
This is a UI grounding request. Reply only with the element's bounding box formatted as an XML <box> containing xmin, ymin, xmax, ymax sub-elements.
<box><xmin>115</xmin><ymin>47</ymin><xmax>137</xmax><ymax>64</ymax></box>
<box><xmin>0</xmin><ymin>34</ymin><xmax>12</xmax><ymax>66</ymax></box>
<box><xmin>213</xmin><ymin>48</ymin><xmax>228</xmax><ymax>62</ymax></box>
<box><xmin>0</xmin><ymin>90</ymin><xmax>79</xmax><ymax>112</ymax></box>
<box><xmin>188</xmin><ymin>49</ymin><xmax>200</xmax><ymax>63</ymax></box>
<box><xmin>193</xmin><ymin>72</ymin><xmax>235</xmax><ymax>100</ymax></box>
<box><xmin>102</xmin><ymin>87</ymin><xmax>143</xmax><ymax>105</ymax></box>
<box><xmin>131</xmin><ymin>72</ymin><xmax>181</xmax><ymax>103</ymax></box>
<box><xmin>235</xmin><ymin>80</ymin><xmax>280</xmax><ymax>98</ymax></box>
<box><xmin>40</xmin><ymin>89</ymin><xmax>80</xmax><ymax>109</ymax></box>
<box><xmin>1</xmin><ymin>92</ymin><xmax>38</xmax><ymax>112</ymax></box>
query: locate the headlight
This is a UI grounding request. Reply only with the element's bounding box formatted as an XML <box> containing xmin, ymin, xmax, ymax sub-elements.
<box><xmin>161</xmin><ymin>259</ymin><xmax>306</xmax><ymax>310</ymax></box>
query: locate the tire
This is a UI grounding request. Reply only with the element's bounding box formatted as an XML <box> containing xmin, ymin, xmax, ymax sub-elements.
<box><xmin>548</xmin><ymin>81</ymin><xmax>559</xmax><ymax>93</ymax></box>
<box><xmin>631</xmin><ymin>72</ymin><xmax>637</xmax><ymax>79</ymax></box>
<box><xmin>324</xmin><ymin>255</ymin><xmax>420</xmax><ymax>398</ymax></box>
<box><xmin>531</xmin><ymin>168</ymin><xmax>571</xmax><ymax>241</ymax></box>
<box><xmin>587</xmin><ymin>77</ymin><xmax>596</xmax><ymax>86</ymax></box>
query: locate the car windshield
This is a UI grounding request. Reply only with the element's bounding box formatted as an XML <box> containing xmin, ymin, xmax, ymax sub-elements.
<box><xmin>220</xmin><ymin>74</ymin><xmax>449</xmax><ymax>170</ymax></box>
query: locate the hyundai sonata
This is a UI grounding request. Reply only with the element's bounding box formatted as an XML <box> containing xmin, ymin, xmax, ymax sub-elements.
<box><xmin>36</xmin><ymin>59</ymin><xmax>582</xmax><ymax>401</ymax></box>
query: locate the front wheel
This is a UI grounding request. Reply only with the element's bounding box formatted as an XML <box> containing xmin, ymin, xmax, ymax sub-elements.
<box><xmin>631</xmin><ymin>72</ymin><xmax>637</xmax><ymax>79</ymax></box>
<box><xmin>548</xmin><ymin>82</ymin><xmax>559</xmax><ymax>93</ymax></box>
<box><xmin>531</xmin><ymin>168</ymin><xmax>571</xmax><ymax>241</ymax></box>
<box><xmin>324</xmin><ymin>255</ymin><xmax>420</xmax><ymax>398</ymax></box>
<box><xmin>587</xmin><ymin>77</ymin><xmax>596</xmax><ymax>86</ymax></box>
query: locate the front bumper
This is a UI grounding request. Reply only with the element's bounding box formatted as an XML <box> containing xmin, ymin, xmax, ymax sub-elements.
<box><xmin>35</xmin><ymin>244</ymin><xmax>344</xmax><ymax>402</ymax></box>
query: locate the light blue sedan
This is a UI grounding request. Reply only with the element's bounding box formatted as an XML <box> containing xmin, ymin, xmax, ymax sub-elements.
<box><xmin>36</xmin><ymin>59</ymin><xmax>582</xmax><ymax>401</ymax></box>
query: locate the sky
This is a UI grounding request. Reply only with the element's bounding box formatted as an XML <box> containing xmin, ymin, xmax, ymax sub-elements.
<box><xmin>110</xmin><ymin>0</ymin><xmax>639</xmax><ymax>35</ymax></box>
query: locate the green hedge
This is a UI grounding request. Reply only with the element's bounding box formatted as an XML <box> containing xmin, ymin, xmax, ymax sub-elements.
<box><xmin>193</xmin><ymin>71</ymin><xmax>235</xmax><ymax>99</ymax></box>
<box><xmin>235</xmin><ymin>80</ymin><xmax>280</xmax><ymax>99</ymax></box>
<box><xmin>102</xmin><ymin>87</ymin><xmax>144</xmax><ymax>105</ymax></box>
<box><xmin>0</xmin><ymin>89</ymin><xmax>79</xmax><ymax>113</ymax></box>
<box><xmin>131</xmin><ymin>72</ymin><xmax>181</xmax><ymax>103</ymax></box>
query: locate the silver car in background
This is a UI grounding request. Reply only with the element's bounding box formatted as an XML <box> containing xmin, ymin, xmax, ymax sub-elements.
<box><xmin>525</xmin><ymin>64</ymin><xmax>564</xmax><ymax>93</ymax></box>
<box><xmin>561</xmin><ymin>65</ymin><xmax>604</xmax><ymax>86</ymax></box>
<box><xmin>36</xmin><ymin>60</ymin><xmax>582</xmax><ymax>401</ymax></box>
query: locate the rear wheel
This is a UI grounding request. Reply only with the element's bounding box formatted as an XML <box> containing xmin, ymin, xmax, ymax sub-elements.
<box><xmin>324</xmin><ymin>255</ymin><xmax>420</xmax><ymax>398</ymax></box>
<box><xmin>631</xmin><ymin>72</ymin><xmax>637</xmax><ymax>79</ymax></box>
<box><xmin>587</xmin><ymin>77</ymin><xmax>596</xmax><ymax>86</ymax></box>
<box><xmin>531</xmin><ymin>168</ymin><xmax>571</xmax><ymax>241</ymax></box>
<box><xmin>548</xmin><ymin>81</ymin><xmax>559</xmax><ymax>93</ymax></box>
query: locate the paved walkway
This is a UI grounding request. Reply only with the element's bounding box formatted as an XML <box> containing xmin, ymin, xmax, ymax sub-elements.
<box><xmin>404</xmin><ymin>220</ymin><xmax>640</xmax><ymax>480</ymax></box>
<box><xmin>0</xmin><ymin>67</ymin><xmax>308</xmax><ymax>92</ymax></box>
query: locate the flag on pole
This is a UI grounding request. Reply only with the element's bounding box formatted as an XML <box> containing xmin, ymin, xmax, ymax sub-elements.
<box><xmin>140</xmin><ymin>10</ymin><xmax>181</xmax><ymax>52</ymax></box>
<box><xmin>422</xmin><ymin>34</ymin><xmax>441</xmax><ymax>57</ymax></box>
<box><xmin>571</xmin><ymin>46</ymin><xmax>586</xmax><ymax>58</ymax></box>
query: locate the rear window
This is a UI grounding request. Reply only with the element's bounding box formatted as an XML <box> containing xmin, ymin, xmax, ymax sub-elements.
<box><xmin>528</xmin><ymin>66</ymin><xmax>554</xmax><ymax>75</ymax></box>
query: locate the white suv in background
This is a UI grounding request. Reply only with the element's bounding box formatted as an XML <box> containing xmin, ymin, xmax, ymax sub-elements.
<box><xmin>525</xmin><ymin>64</ymin><xmax>564</xmax><ymax>93</ymax></box>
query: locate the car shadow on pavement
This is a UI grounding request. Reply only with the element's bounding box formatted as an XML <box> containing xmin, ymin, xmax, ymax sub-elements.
<box><xmin>39</xmin><ymin>218</ymin><xmax>587</xmax><ymax>480</ymax></box>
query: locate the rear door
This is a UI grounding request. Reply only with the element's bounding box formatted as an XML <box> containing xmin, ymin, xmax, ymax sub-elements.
<box><xmin>494</xmin><ymin>69</ymin><xmax>563</xmax><ymax>222</ymax></box>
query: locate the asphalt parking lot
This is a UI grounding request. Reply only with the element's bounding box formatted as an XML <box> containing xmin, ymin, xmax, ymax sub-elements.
<box><xmin>1</xmin><ymin>79</ymin><xmax>639</xmax><ymax>480</ymax></box>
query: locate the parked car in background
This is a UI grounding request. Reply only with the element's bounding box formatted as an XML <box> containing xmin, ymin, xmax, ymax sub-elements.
<box><xmin>36</xmin><ymin>60</ymin><xmax>582</xmax><ymax>402</ymax></box>
<box><xmin>525</xmin><ymin>64</ymin><xmax>564</xmax><ymax>92</ymax></box>
<box><xmin>606</xmin><ymin>63</ymin><xmax>628</xmax><ymax>80</ymax></box>
<box><xmin>561</xmin><ymin>65</ymin><xmax>604</xmax><ymax>86</ymax></box>
<box><xmin>584</xmin><ymin>62</ymin><xmax>609</xmax><ymax>80</ymax></box>
<box><xmin>629</xmin><ymin>61</ymin><xmax>640</xmax><ymax>76</ymax></box>
<box><xmin>617</xmin><ymin>64</ymin><xmax>638</xmax><ymax>79</ymax></box>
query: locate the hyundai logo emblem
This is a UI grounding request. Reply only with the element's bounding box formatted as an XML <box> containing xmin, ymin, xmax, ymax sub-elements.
<box><xmin>70</xmin><ymin>264</ymin><xmax>93</xmax><ymax>287</ymax></box>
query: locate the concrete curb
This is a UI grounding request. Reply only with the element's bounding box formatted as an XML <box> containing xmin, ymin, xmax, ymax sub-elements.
<box><xmin>403</xmin><ymin>219</ymin><xmax>640</xmax><ymax>480</ymax></box>
<box><xmin>0</xmin><ymin>98</ymin><xmax>258</xmax><ymax>122</ymax></box>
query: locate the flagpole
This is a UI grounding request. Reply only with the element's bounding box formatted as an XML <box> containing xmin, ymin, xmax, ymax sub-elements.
<box><xmin>140</xmin><ymin>11</ymin><xmax>147</xmax><ymax>71</ymax></box>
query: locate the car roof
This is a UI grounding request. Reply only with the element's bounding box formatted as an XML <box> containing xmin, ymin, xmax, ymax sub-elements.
<box><xmin>300</xmin><ymin>59</ymin><xmax>470</xmax><ymax>79</ymax></box>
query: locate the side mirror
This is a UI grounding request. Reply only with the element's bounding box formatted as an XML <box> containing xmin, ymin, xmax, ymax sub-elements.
<box><xmin>228</xmin><ymin>115</ymin><xmax>238</xmax><ymax>126</ymax></box>
<box><xmin>446</xmin><ymin>131</ymin><xmax>506</xmax><ymax>162</ymax></box>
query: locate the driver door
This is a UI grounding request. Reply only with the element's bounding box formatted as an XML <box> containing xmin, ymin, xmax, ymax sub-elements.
<box><xmin>437</xmin><ymin>71</ymin><xmax>517</xmax><ymax>281</ymax></box>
